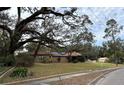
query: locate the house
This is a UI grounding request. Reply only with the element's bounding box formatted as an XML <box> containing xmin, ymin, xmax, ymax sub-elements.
<box><xmin>31</xmin><ymin>51</ymin><xmax>82</xmax><ymax>63</ymax></box>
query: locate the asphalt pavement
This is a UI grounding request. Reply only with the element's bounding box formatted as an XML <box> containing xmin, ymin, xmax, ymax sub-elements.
<box><xmin>96</xmin><ymin>68</ymin><xmax>124</xmax><ymax>85</ymax></box>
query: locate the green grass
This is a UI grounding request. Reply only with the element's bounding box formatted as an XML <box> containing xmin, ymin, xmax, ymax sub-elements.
<box><xmin>0</xmin><ymin>62</ymin><xmax>123</xmax><ymax>84</ymax></box>
<box><xmin>0</xmin><ymin>67</ymin><xmax>10</xmax><ymax>75</ymax></box>
<box><xmin>28</xmin><ymin>62</ymin><xmax>118</xmax><ymax>78</ymax></box>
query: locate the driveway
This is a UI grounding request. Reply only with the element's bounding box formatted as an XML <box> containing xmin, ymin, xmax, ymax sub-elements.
<box><xmin>96</xmin><ymin>68</ymin><xmax>124</xmax><ymax>85</ymax></box>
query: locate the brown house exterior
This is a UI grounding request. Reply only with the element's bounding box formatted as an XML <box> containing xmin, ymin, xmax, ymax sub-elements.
<box><xmin>31</xmin><ymin>51</ymin><xmax>82</xmax><ymax>63</ymax></box>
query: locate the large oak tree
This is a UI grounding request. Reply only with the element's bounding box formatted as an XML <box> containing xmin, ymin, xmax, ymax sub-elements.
<box><xmin>0</xmin><ymin>7</ymin><xmax>93</xmax><ymax>66</ymax></box>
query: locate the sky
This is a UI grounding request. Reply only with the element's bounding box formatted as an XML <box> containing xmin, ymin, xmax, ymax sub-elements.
<box><xmin>9</xmin><ymin>7</ymin><xmax>124</xmax><ymax>46</ymax></box>
<box><xmin>77</xmin><ymin>7</ymin><xmax>124</xmax><ymax>46</ymax></box>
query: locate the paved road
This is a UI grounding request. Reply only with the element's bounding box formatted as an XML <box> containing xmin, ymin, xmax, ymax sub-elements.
<box><xmin>96</xmin><ymin>68</ymin><xmax>124</xmax><ymax>85</ymax></box>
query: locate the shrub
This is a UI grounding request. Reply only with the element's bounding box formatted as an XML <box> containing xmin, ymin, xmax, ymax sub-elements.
<box><xmin>0</xmin><ymin>55</ymin><xmax>15</xmax><ymax>66</ymax></box>
<box><xmin>15</xmin><ymin>53</ymin><xmax>34</xmax><ymax>67</ymax></box>
<box><xmin>10</xmin><ymin>68</ymin><xmax>28</xmax><ymax>77</ymax></box>
<box><xmin>39</xmin><ymin>57</ymin><xmax>51</xmax><ymax>63</ymax></box>
<box><xmin>67</xmin><ymin>56</ymin><xmax>85</xmax><ymax>63</ymax></box>
<box><xmin>108</xmin><ymin>51</ymin><xmax>124</xmax><ymax>64</ymax></box>
<box><xmin>5</xmin><ymin>54</ymin><xmax>15</xmax><ymax>66</ymax></box>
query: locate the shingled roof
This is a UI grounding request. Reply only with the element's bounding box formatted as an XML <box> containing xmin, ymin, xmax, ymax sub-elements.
<box><xmin>31</xmin><ymin>51</ymin><xmax>81</xmax><ymax>57</ymax></box>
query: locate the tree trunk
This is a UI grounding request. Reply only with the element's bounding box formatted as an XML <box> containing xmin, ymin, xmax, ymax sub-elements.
<box><xmin>112</xmin><ymin>33</ymin><xmax>118</xmax><ymax>67</ymax></box>
<box><xmin>3</xmin><ymin>50</ymin><xmax>16</xmax><ymax>66</ymax></box>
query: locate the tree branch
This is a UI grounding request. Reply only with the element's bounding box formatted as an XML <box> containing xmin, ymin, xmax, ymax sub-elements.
<box><xmin>17</xmin><ymin>7</ymin><xmax>21</xmax><ymax>23</ymax></box>
<box><xmin>0</xmin><ymin>24</ymin><xmax>12</xmax><ymax>36</ymax></box>
<box><xmin>15</xmin><ymin>37</ymin><xmax>40</xmax><ymax>50</ymax></box>
<box><xmin>0</xmin><ymin>7</ymin><xmax>11</xmax><ymax>11</ymax></box>
<box><xmin>49</xmin><ymin>10</ymin><xmax>64</xmax><ymax>16</ymax></box>
<box><xmin>15</xmin><ymin>8</ymin><xmax>64</xmax><ymax>32</ymax></box>
<box><xmin>16</xmin><ymin>34</ymin><xmax>60</xmax><ymax>50</ymax></box>
<box><xmin>34</xmin><ymin>17</ymin><xmax>45</xmax><ymax>20</ymax></box>
<box><xmin>22</xmin><ymin>28</ymin><xmax>42</xmax><ymax>36</ymax></box>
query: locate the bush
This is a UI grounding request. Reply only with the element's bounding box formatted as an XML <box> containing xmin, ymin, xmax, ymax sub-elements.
<box><xmin>10</xmin><ymin>68</ymin><xmax>28</xmax><ymax>77</ymax></box>
<box><xmin>109</xmin><ymin>52</ymin><xmax>124</xmax><ymax>64</ymax></box>
<box><xmin>68</xmin><ymin>56</ymin><xmax>85</xmax><ymax>63</ymax></box>
<box><xmin>5</xmin><ymin>54</ymin><xmax>15</xmax><ymax>66</ymax></box>
<box><xmin>0</xmin><ymin>55</ymin><xmax>15</xmax><ymax>66</ymax></box>
<box><xmin>39</xmin><ymin>57</ymin><xmax>51</xmax><ymax>63</ymax></box>
<box><xmin>15</xmin><ymin>53</ymin><xmax>34</xmax><ymax>67</ymax></box>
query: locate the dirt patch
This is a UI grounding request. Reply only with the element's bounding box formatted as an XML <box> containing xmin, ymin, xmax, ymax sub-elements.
<box><xmin>49</xmin><ymin>69</ymin><xmax>117</xmax><ymax>85</ymax></box>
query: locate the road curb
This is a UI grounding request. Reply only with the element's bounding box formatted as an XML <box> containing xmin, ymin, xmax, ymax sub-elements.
<box><xmin>88</xmin><ymin>67</ymin><xmax>121</xmax><ymax>85</ymax></box>
<box><xmin>2</xmin><ymin>67</ymin><xmax>121</xmax><ymax>85</ymax></box>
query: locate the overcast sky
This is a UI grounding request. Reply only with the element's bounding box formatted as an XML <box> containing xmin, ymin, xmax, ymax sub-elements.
<box><xmin>9</xmin><ymin>7</ymin><xmax>124</xmax><ymax>46</ymax></box>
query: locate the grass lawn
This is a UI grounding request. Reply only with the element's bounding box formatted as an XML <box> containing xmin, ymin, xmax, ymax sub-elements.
<box><xmin>0</xmin><ymin>67</ymin><xmax>10</xmax><ymax>75</ymax></box>
<box><xmin>28</xmin><ymin>62</ymin><xmax>119</xmax><ymax>78</ymax></box>
<box><xmin>0</xmin><ymin>62</ymin><xmax>123</xmax><ymax>84</ymax></box>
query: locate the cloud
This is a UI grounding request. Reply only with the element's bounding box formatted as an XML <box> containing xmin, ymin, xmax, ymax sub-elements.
<box><xmin>78</xmin><ymin>7</ymin><xmax>124</xmax><ymax>46</ymax></box>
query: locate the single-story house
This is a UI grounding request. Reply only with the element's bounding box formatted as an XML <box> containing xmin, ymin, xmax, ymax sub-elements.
<box><xmin>31</xmin><ymin>51</ymin><xmax>82</xmax><ymax>63</ymax></box>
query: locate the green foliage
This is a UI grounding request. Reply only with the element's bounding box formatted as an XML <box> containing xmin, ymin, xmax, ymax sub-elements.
<box><xmin>15</xmin><ymin>53</ymin><xmax>34</xmax><ymax>67</ymax></box>
<box><xmin>0</xmin><ymin>55</ymin><xmax>15</xmax><ymax>66</ymax></box>
<box><xmin>103</xmin><ymin>19</ymin><xmax>124</xmax><ymax>64</ymax></box>
<box><xmin>108</xmin><ymin>51</ymin><xmax>124</xmax><ymax>64</ymax></box>
<box><xmin>0</xmin><ymin>56</ymin><xmax>6</xmax><ymax>66</ymax></box>
<box><xmin>67</xmin><ymin>57</ymin><xmax>78</xmax><ymax>63</ymax></box>
<box><xmin>0</xmin><ymin>56</ymin><xmax>5</xmax><ymax>63</ymax></box>
<box><xmin>67</xmin><ymin>56</ymin><xmax>85</xmax><ymax>63</ymax></box>
<box><xmin>10</xmin><ymin>68</ymin><xmax>28</xmax><ymax>77</ymax></box>
<box><xmin>5</xmin><ymin>54</ymin><xmax>15</xmax><ymax>66</ymax></box>
<box><xmin>115</xmin><ymin>51</ymin><xmax>124</xmax><ymax>64</ymax></box>
<box><xmin>102</xmin><ymin>40</ymin><xmax>124</xmax><ymax>64</ymax></box>
<box><xmin>25</xmin><ymin>43</ymin><xmax>37</xmax><ymax>52</ymax></box>
<box><xmin>35</xmin><ymin>56</ymin><xmax>51</xmax><ymax>63</ymax></box>
<box><xmin>41</xmin><ymin>57</ymin><xmax>51</xmax><ymax>63</ymax></box>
